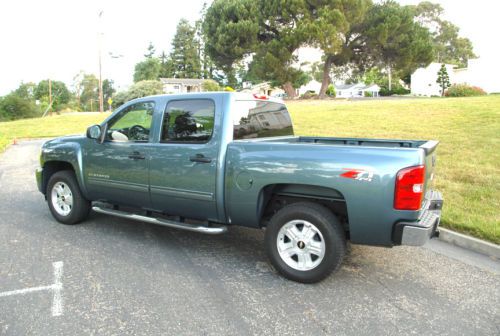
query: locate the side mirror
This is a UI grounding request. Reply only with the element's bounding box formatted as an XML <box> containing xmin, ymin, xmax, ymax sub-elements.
<box><xmin>86</xmin><ymin>125</ymin><xmax>102</xmax><ymax>140</ymax></box>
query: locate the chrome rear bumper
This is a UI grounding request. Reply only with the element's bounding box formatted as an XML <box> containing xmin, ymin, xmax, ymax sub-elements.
<box><xmin>393</xmin><ymin>191</ymin><xmax>443</xmax><ymax>246</ymax></box>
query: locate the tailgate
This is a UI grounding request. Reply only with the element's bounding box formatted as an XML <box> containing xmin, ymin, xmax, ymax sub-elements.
<box><xmin>420</xmin><ymin>140</ymin><xmax>439</xmax><ymax>199</ymax></box>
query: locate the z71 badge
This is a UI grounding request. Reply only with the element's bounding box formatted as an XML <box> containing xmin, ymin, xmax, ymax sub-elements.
<box><xmin>340</xmin><ymin>168</ymin><xmax>374</xmax><ymax>182</ymax></box>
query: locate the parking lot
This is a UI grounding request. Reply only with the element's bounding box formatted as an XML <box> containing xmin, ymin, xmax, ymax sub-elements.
<box><xmin>0</xmin><ymin>140</ymin><xmax>499</xmax><ymax>335</ymax></box>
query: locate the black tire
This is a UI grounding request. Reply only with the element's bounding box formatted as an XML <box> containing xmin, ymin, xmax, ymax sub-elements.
<box><xmin>46</xmin><ymin>170</ymin><xmax>90</xmax><ymax>225</ymax></box>
<box><xmin>265</xmin><ymin>202</ymin><xmax>346</xmax><ymax>283</ymax></box>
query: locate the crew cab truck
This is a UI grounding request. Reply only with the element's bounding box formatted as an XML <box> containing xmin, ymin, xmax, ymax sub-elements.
<box><xmin>36</xmin><ymin>92</ymin><xmax>443</xmax><ymax>283</ymax></box>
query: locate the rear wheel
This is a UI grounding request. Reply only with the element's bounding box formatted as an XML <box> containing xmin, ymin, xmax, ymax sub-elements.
<box><xmin>47</xmin><ymin>170</ymin><xmax>90</xmax><ymax>224</ymax></box>
<box><xmin>265</xmin><ymin>202</ymin><xmax>346</xmax><ymax>283</ymax></box>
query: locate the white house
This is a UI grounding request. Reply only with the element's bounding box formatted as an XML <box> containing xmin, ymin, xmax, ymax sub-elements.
<box><xmin>160</xmin><ymin>78</ymin><xmax>204</xmax><ymax>94</ymax></box>
<box><xmin>411</xmin><ymin>59</ymin><xmax>500</xmax><ymax>96</ymax></box>
<box><xmin>240</xmin><ymin>82</ymin><xmax>285</xmax><ymax>97</ymax></box>
<box><xmin>411</xmin><ymin>63</ymin><xmax>456</xmax><ymax>96</ymax></box>
<box><xmin>335</xmin><ymin>83</ymin><xmax>381</xmax><ymax>98</ymax></box>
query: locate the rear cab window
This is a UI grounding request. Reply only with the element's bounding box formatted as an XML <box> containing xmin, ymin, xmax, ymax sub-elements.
<box><xmin>232</xmin><ymin>100</ymin><xmax>294</xmax><ymax>140</ymax></box>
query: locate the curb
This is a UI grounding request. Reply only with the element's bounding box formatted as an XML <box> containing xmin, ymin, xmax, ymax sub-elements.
<box><xmin>438</xmin><ymin>228</ymin><xmax>500</xmax><ymax>260</ymax></box>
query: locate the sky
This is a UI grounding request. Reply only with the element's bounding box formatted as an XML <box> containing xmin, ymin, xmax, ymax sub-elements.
<box><xmin>0</xmin><ymin>0</ymin><xmax>499</xmax><ymax>95</ymax></box>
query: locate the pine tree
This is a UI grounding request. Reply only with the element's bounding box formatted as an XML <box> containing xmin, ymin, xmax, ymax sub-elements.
<box><xmin>169</xmin><ymin>19</ymin><xmax>202</xmax><ymax>78</ymax></box>
<box><xmin>436</xmin><ymin>63</ymin><xmax>451</xmax><ymax>96</ymax></box>
<box><xmin>144</xmin><ymin>42</ymin><xmax>156</xmax><ymax>58</ymax></box>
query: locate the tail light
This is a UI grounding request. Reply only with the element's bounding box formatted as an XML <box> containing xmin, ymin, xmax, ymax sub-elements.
<box><xmin>394</xmin><ymin>165</ymin><xmax>425</xmax><ymax>210</ymax></box>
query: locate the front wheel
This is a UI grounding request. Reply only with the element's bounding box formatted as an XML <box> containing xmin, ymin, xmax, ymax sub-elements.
<box><xmin>265</xmin><ymin>202</ymin><xmax>346</xmax><ymax>283</ymax></box>
<box><xmin>47</xmin><ymin>170</ymin><xmax>90</xmax><ymax>225</ymax></box>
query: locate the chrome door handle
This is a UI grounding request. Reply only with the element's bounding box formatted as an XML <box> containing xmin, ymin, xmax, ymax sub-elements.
<box><xmin>128</xmin><ymin>151</ymin><xmax>145</xmax><ymax>160</ymax></box>
<box><xmin>189</xmin><ymin>154</ymin><xmax>211</xmax><ymax>163</ymax></box>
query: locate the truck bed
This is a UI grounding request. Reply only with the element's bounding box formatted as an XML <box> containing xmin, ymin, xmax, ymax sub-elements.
<box><xmin>261</xmin><ymin>136</ymin><xmax>438</xmax><ymax>154</ymax></box>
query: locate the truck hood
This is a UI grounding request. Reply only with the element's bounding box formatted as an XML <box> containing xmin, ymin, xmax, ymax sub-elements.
<box><xmin>43</xmin><ymin>135</ymin><xmax>86</xmax><ymax>146</ymax></box>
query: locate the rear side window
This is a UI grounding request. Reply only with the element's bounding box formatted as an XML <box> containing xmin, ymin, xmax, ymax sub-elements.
<box><xmin>233</xmin><ymin>100</ymin><xmax>294</xmax><ymax>140</ymax></box>
<box><xmin>161</xmin><ymin>99</ymin><xmax>215</xmax><ymax>143</ymax></box>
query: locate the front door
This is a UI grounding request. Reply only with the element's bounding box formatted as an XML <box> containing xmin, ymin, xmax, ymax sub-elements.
<box><xmin>149</xmin><ymin>98</ymin><xmax>219</xmax><ymax>221</ymax></box>
<box><xmin>85</xmin><ymin>101</ymin><xmax>155</xmax><ymax>207</ymax></box>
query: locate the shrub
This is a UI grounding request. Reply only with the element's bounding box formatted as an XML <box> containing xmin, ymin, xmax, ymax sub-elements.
<box><xmin>445</xmin><ymin>84</ymin><xmax>486</xmax><ymax>97</ymax></box>
<box><xmin>379</xmin><ymin>86</ymin><xmax>410</xmax><ymax>96</ymax></box>
<box><xmin>202</xmin><ymin>80</ymin><xmax>221</xmax><ymax>92</ymax></box>
<box><xmin>300</xmin><ymin>91</ymin><xmax>318</xmax><ymax>99</ymax></box>
<box><xmin>0</xmin><ymin>94</ymin><xmax>40</xmax><ymax>121</ymax></box>
<box><xmin>364</xmin><ymin>91</ymin><xmax>373</xmax><ymax>97</ymax></box>
<box><xmin>326</xmin><ymin>84</ymin><xmax>336</xmax><ymax>97</ymax></box>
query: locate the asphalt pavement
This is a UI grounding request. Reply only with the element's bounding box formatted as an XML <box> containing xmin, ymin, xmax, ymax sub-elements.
<box><xmin>0</xmin><ymin>140</ymin><xmax>499</xmax><ymax>336</ymax></box>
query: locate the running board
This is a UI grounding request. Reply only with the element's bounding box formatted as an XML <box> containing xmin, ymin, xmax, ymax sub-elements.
<box><xmin>92</xmin><ymin>206</ymin><xmax>227</xmax><ymax>235</ymax></box>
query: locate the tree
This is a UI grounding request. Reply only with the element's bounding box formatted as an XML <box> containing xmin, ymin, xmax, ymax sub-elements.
<box><xmin>144</xmin><ymin>42</ymin><xmax>156</xmax><ymax>58</ymax></box>
<box><xmin>79</xmin><ymin>74</ymin><xmax>99</xmax><ymax>111</ymax></box>
<box><xmin>169</xmin><ymin>19</ymin><xmax>202</xmax><ymax>78</ymax></box>
<box><xmin>124</xmin><ymin>80</ymin><xmax>164</xmax><ymax>101</ymax></box>
<box><xmin>436</xmin><ymin>63</ymin><xmax>450</xmax><ymax>96</ymax></box>
<box><xmin>14</xmin><ymin>82</ymin><xmax>37</xmax><ymax>101</ymax></box>
<box><xmin>203</xmin><ymin>0</ymin><xmax>259</xmax><ymax>87</ymax></box>
<box><xmin>412</xmin><ymin>1</ymin><xmax>476</xmax><ymax>67</ymax></box>
<box><xmin>34</xmin><ymin>80</ymin><xmax>71</xmax><ymax>111</ymax></box>
<box><xmin>0</xmin><ymin>93</ymin><xmax>39</xmax><ymax>121</ymax></box>
<box><xmin>300</xmin><ymin>0</ymin><xmax>374</xmax><ymax>97</ymax></box>
<box><xmin>363</xmin><ymin>1</ymin><xmax>434</xmax><ymax>90</ymax></box>
<box><xmin>159</xmin><ymin>51</ymin><xmax>175</xmax><ymax>78</ymax></box>
<box><xmin>203</xmin><ymin>0</ymin><xmax>308</xmax><ymax>96</ymax></box>
<box><xmin>133</xmin><ymin>57</ymin><xmax>162</xmax><ymax>82</ymax></box>
<box><xmin>102</xmin><ymin>79</ymin><xmax>115</xmax><ymax>103</ymax></box>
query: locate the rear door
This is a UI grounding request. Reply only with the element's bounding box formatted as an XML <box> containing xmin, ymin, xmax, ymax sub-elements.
<box><xmin>149</xmin><ymin>98</ymin><xmax>220</xmax><ymax>221</ymax></box>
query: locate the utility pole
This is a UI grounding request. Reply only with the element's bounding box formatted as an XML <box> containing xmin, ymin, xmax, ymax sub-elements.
<box><xmin>48</xmin><ymin>79</ymin><xmax>52</xmax><ymax>116</ymax></box>
<box><xmin>98</xmin><ymin>10</ymin><xmax>104</xmax><ymax>113</ymax></box>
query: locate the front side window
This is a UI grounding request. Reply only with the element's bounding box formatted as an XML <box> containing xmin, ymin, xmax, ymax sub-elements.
<box><xmin>233</xmin><ymin>100</ymin><xmax>294</xmax><ymax>139</ymax></box>
<box><xmin>161</xmin><ymin>99</ymin><xmax>215</xmax><ymax>143</ymax></box>
<box><xmin>106</xmin><ymin>102</ymin><xmax>154</xmax><ymax>142</ymax></box>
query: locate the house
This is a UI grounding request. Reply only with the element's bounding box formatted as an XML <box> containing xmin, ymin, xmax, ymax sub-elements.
<box><xmin>410</xmin><ymin>63</ymin><xmax>456</xmax><ymax>96</ymax></box>
<box><xmin>240</xmin><ymin>82</ymin><xmax>285</xmax><ymax>97</ymax></box>
<box><xmin>160</xmin><ymin>78</ymin><xmax>204</xmax><ymax>94</ymax></box>
<box><xmin>335</xmin><ymin>83</ymin><xmax>381</xmax><ymax>98</ymax></box>
<box><xmin>411</xmin><ymin>59</ymin><xmax>500</xmax><ymax>96</ymax></box>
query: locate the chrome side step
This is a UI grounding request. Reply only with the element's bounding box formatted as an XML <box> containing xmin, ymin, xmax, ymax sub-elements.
<box><xmin>92</xmin><ymin>206</ymin><xmax>227</xmax><ymax>235</ymax></box>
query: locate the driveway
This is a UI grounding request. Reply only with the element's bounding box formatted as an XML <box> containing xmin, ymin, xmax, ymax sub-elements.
<box><xmin>0</xmin><ymin>140</ymin><xmax>499</xmax><ymax>335</ymax></box>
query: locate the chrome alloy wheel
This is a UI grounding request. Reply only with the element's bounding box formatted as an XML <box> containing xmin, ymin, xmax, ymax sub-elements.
<box><xmin>276</xmin><ymin>220</ymin><xmax>326</xmax><ymax>271</ymax></box>
<box><xmin>51</xmin><ymin>182</ymin><xmax>73</xmax><ymax>216</ymax></box>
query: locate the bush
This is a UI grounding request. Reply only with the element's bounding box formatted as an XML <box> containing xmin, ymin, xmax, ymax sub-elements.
<box><xmin>0</xmin><ymin>94</ymin><xmax>40</xmax><ymax>121</ymax></box>
<box><xmin>202</xmin><ymin>80</ymin><xmax>221</xmax><ymax>92</ymax></box>
<box><xmin>326</xmin><ymin>84</ymin><xmax>336</xmax><ymax>97</ymax></box>
<box><xmin>300</xmin><ymin>91</ymin><xmax>318</xmax><ymax>99</ymax></box>
<box><xmin>445</xmin><ymin>84</ymin><xmax>486</xmax><ymax>97</ymax></box>
<box><xmin>379</xmin><ymin>86</ymin><xmax>410</xmax><ymax>96</ymax></box>
<box><xmin>364</xmin><ymin>91</ymin><xmax>373</xmax><ymax>97</ymax></box>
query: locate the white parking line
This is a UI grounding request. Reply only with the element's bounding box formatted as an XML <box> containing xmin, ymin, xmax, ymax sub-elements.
<box><xmin>0</xmin><ymin>261</ymin><xmax>64</xmax><ymax>316</ymax></box>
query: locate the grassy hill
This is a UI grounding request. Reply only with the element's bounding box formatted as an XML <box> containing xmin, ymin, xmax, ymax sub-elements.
<box><xmin>0</xmin><ymin>96</ymin><xmax>498</xmax><ymax>243</ymax></box>
<box><xmin>287</xmin><ymin>96</ymin><xmax>499</xmax><ymax>244</ymax></box>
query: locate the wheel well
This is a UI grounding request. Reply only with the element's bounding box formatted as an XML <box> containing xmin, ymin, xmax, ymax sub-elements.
<box><xmin>41</xmin><ymin>161</ymin><xmax>75</xmax><ymax>194</ymax></box>
<box><xmin>258</xmin><ymin>184</ymin><xmax>350</xmax><ymax>237</ymax></box>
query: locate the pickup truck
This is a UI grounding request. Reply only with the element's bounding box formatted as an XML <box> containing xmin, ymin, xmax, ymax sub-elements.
<box><xmin>36</xmin><ymin>92</ymin><xmax>443</xmax><ymax>283</ymax></box>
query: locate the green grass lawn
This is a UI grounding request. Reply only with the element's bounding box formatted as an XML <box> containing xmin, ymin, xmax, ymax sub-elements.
<box><xmin>287</xmin><ymin>96</ymin><xmax>499</xmax><ymax>244</ymax></box>
<box><xmin>0</xmin><ymin>97</ymin><xmax>498</xmax><ymax>243</ymax></box>
<box><xmin>0</xmin><ymin>113</ymin><xmax>110</xmax><ymax>152</ymax></box>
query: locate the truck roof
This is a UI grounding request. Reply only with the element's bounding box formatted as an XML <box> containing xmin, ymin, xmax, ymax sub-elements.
<box><xmin>133</xmin><ymin>91</ymin><xmax>285</xmax><ymax>104</ymax></box>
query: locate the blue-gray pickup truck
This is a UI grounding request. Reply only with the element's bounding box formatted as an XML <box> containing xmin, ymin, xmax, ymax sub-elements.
<box><xmin>36</xmin><ymin>92</ymin><xmax>443</xmax><ymax>283</ymax></box>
